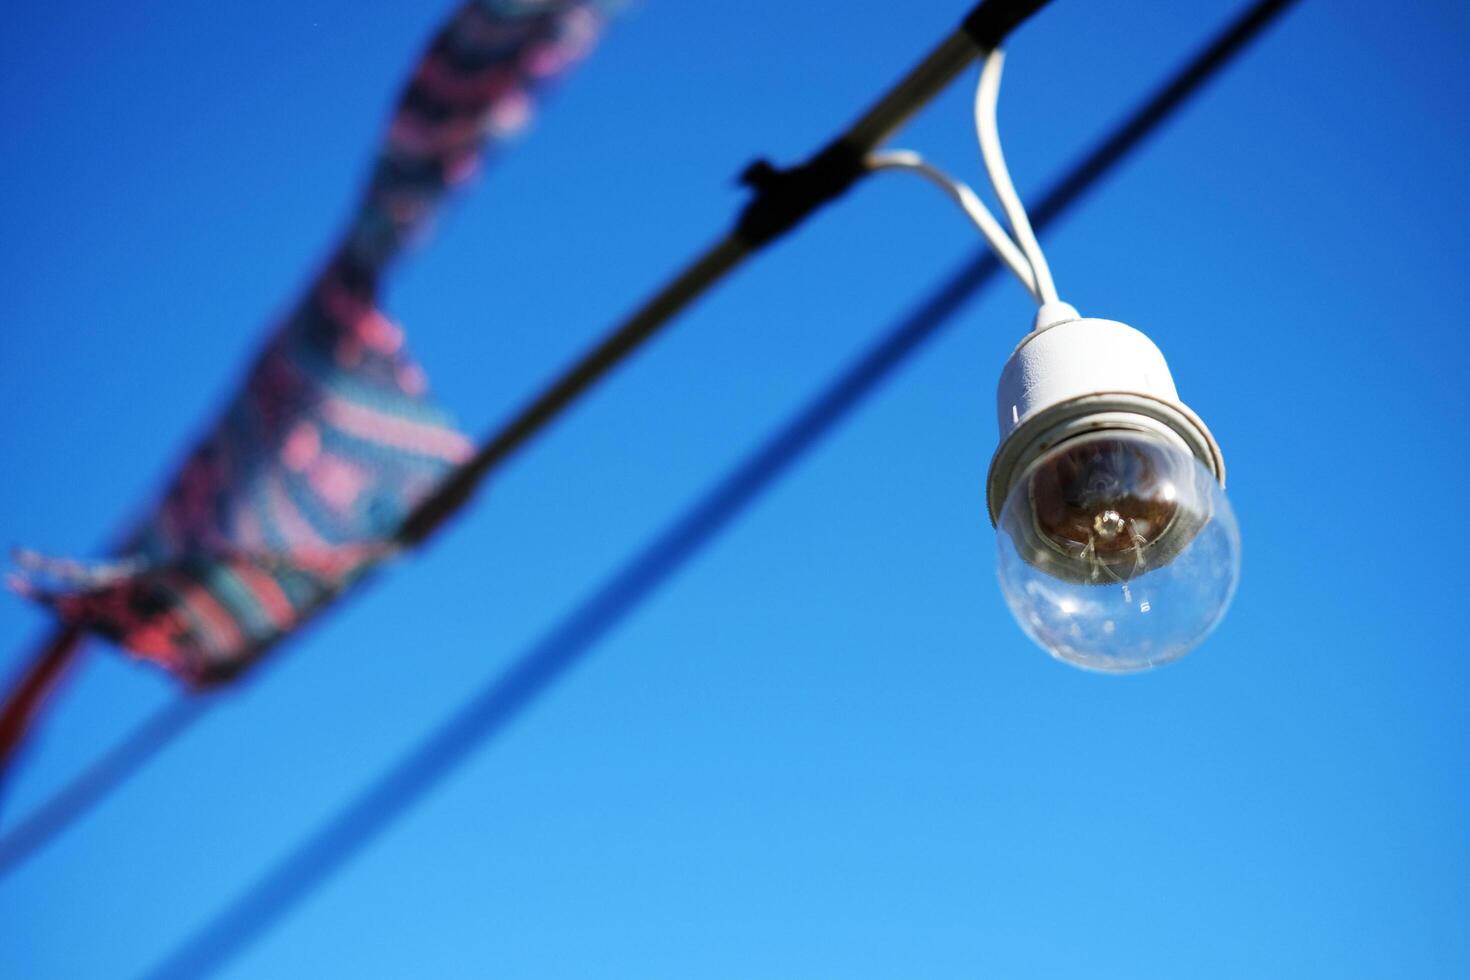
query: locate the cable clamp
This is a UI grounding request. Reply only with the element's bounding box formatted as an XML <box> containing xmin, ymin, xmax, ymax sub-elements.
<box><xmin>962</xmin><ymin>0</ymin><xmax>1050</xmax><ymax>51</ymax></box>
<box><xmin>734</xmin><ymin>140</ymin><xmax>867</xmax><ymax>249</ymax></box>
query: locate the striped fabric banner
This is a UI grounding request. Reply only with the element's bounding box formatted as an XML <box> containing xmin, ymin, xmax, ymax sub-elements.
<box><xmin>10</xmin><ymin>0</ymin><xmax>614</xmax><ymax>685</ymax></box>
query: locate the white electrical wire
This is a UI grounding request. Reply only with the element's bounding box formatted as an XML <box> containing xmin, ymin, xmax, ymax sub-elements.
<box><xmin>975</xmin><ymin>48</ymin><xmax>1059</xmax><ymax>305</ymax></box>
<box><xmin>865</xmin><ymin>49</ymin><xmax>1061</xmax><ymax>310</ymax></box>
<box><xmin>866</xmin><ymin>150</ymin><xmax>1041</xmax><ymax>302</ymax></box>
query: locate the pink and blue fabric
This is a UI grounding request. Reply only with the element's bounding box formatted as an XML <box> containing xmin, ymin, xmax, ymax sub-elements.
<box><xmin>10</xmin><ymin>1</ymin><xmax>613</xmax><ymax>686</ymax></box>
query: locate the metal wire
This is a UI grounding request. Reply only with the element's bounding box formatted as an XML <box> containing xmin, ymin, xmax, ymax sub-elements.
<box><xmin>0</xmin><ymin>0</ymin><xmax>1051</xmax><ymax>875</ymax></box>
<box><xmin>0</xmin><ymin>696</ymin><xmax>209</xmax><ymax>876</ymax></box>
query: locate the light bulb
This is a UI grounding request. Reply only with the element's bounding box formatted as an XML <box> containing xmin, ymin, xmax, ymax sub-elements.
<box><xmin>995</xmin><ymin>430</ymin><xmax>1240</xmax><ymax>672</ymax></box>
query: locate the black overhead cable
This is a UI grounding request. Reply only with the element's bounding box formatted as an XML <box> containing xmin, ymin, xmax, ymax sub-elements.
<box><xmin>0</xmin><ymin>0</ymin><xmax>1052</xmax><ymax>877</ymax></box>
<box><xmin>136</xmin><ymin>3</ymin><xmax>1301</xmax><ymax>976</ymax></box>
<box><xmin>394</xmin><ymin>0</ymin><xmax>1053</xmax><ymax>545</ymax></box>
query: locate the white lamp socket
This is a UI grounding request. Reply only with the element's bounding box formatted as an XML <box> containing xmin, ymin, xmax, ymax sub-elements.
<box><xmin>985</xmin><ymin>306</ymin><xmax>1225</xmax><ymax>525</ymax></box>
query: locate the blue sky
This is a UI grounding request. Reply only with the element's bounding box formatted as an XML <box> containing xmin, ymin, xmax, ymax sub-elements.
<box><xmin>2</xmin><ymin>1</ymin><xmax>1468</xmax><ymax>976</ymax></box>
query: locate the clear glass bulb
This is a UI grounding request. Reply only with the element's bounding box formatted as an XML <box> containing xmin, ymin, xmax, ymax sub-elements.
<box><xmin>996</xmin><ymin>430</ymin><xmax>1240</xmax><ymax>672</ymax></box>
